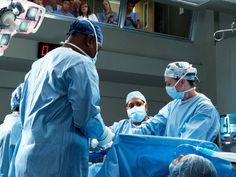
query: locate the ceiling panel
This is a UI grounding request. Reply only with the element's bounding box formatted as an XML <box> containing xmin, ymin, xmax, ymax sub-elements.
<box><xmin>170</xmin><ymin>0</ymin><xmax>211</xmax><ymax>7</ymax></box>
<box><xmin>156</xmin><ymin>0</ymin><xmax>236</xmax><ymax>14</ymax></box>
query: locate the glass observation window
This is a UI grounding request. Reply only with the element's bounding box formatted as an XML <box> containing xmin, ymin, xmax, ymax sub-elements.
<box><xmin>123</xmin><ymin>0</ymin><xmax>193</xmax><ymax>38</ymax></box>
<box><xmin>31</xmin><ymin>0</ymin><xmax>121</xmax><ymax>26</ymax></box>
<box><xmin>29</xmin><ymin>0</ymin><xmax>193</xmax><ymax>39</ymax></box>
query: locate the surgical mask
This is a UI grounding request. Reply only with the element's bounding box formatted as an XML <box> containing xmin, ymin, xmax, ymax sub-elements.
<box><xmin>165</xmin><ymin>75</ymin><xmax>195</xmax><ymax>100</ymax></box>
<box><xmin>127</xmin><ymin>105</ymin><xmax>147</xmax><ymax>123</ymax></box>
<box><xmin>165</xmin><ymin>86</ymin><xmax>195</xmax><ymax>100</ymax></box>
<box><xmin>91</xmin><ymin>53</ymin><xmax>98</xmax><ymax>64</ymax></box>
<box><xmin>62</xmin><ymin>19</ymin><xmax>99</xmax><ymax>64</ymax></box>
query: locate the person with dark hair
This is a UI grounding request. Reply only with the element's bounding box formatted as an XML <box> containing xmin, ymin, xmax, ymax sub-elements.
<box><xmin>0</xmin><ymin>84</ymin><xmax>23</xmax><ymax>177</ymax></box>
<box><xmin>169</xmin><ymin>154</ymin><xmax>218</xmax><ymax>177</ymax></box>
<box><xmin>53</xmin><ymin>0</ymin><xmax>74</xmax><ymax>17</ymax></box>
<box><xmin>134</xmin><ymin>61</ymin><xmax>220</xmax><ymax>142</ymax></box>
<box><xmin>33</xmin><ymin>0</ymin><xmax>44</xmax><ymax>7</ymax></box>
<box><xmin>69</xmin><ymin>0</ymin><xmax>81</xmax><ymax>17</ymax></box>
<box><xmin>98</xmin><ymin>0</ymin><xmax>118</xmax><ymax>25</ymax></box>
<box><xmin>109</xmin><ymin>91</ymin><xmax>150</xmax><ymax>136</ymax></box>
<box><xmin>125</xmin><ymin>0</ymin><xmax>140</xmax><ymax>29</ymax></box>
<box><xmin>91</xmin><ymin>90</ymin><xmax>150</xmax><ymax>148</ymax></box>
<box><xmin>45</xmin><ymin>0</ymin><xmax>62</xmax><ymax>13</ymax></box>
<box><xmin>8</xmin><ymin>19</ymin><xmax>113</xmax><ymax>177</ymax></box>
<box><xmin>77</xmin><ymin>2</ymin><xmax>98</xmax><ymax>21</ymax></box>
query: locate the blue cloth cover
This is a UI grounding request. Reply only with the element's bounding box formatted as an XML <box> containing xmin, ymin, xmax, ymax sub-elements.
<box><xmin>96</xmin><ymin>134</ymin><xmax>235</xmax><ymax>177</ymax></box>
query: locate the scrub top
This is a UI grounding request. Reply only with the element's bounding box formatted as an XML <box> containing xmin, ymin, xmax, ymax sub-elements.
<box><xmin>135</xmin><ymin>93</ymin><xmax>220</xmax><ymax>141</ymax></box>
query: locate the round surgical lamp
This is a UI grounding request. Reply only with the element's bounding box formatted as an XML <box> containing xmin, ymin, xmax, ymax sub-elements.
<box><xmin>0</xmin><ymin>2</ymin><xmax>24</xmax><ymax>31</ymax></box>
<box><xmin>0</xmin><ymin>9</ymin><xmax>18</xmax><ymax>30</ymax></box>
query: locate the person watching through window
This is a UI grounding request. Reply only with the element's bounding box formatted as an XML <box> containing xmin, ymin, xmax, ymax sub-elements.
<box><xmin>53</xmin><ymin>0</ymin><xmax>75</xmax><ymax>17</ymax></box>
<box><xmin>98</xmin><ymin>0</ymin><xmax>118</xmax><ymax>25</ymax></box>
<box><xmin>77</xmin><ymin>2</ymin><xmax>98</xmax><ymax>22</ymax></box>
<box><xmin>125</xmin><ymin>0</ymin><xmax>141</xmax><ymax>29</ymax></box>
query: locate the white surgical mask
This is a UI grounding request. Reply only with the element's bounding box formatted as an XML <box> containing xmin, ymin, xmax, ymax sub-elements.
<box><xmin>91</xmin><ymin>53</ymin><xmax>98</xmax><ymax>64</ymax></box>
<box><xmin>127</xmin><ymin>105</ymin><xmax>147</xmax><ymax>123</ymax></box>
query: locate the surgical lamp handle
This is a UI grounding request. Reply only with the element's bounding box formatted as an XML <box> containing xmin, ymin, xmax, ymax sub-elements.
<box><xmin>31</xmin><ymin>4</ymin><xmax>46</xmax><ymax>33</ymax></box>
<box><xmin>1</xmin><ymin>11</ymin><xmax>18</xmax><ymax>31</ymax></box>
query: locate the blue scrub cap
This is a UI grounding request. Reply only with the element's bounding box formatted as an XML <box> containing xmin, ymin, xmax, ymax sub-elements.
<box><xmin>67</xmin><ymin>19</ymin><xmax>103</xmax><ymax>46</ymax></box>
<box><xmin>164</xmin><ymin>61</ymin><xmax>199</xmax><ymax>81</ymax></box>
<box><xmin>10</xmin><ymin>83</ymin><xmax>23</xmax><ymax>111</ymax></box>
<box><xmin>126</xmin><ymin>91</ymin><xmax>146</xmax><ymax>104</ymax></box>
<box><xmin>170</xmin><ymin>155</ymin><xmax>217</xmax><ymax>177</ymax></box>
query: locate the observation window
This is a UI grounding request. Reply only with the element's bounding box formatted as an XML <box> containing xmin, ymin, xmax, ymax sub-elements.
<box><xmin>123</xmin><ymin>0</ymin><xmax>193</xmax><ymax>38</ymax></box>
<box><xmin>29</xmin><ymin>0</ymin><xmax>194</xmax><ymax>39</ymax></box>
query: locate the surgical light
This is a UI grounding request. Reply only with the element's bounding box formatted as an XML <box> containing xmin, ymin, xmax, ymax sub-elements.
<box><xmin>18</xmin><ymin>21</ymin><xmax>29</xmax><ymax>32</ymax></box>
<box><xmin>0</xmin><ymin>0</ymin><xmax>46</xmax><ymax>56</ymax></box>
<box><xmin>0</xmin><ymin>34</ymin><xmax>10</xmax><ymax>46</ymax></box>
<box><xmin>26</xmin><ymin>7</ymin><xmax>38</xmax><ymax>20</ymax></box>
<box><xmin>11</xmin><ymin>2</ymin><xmax>25</xmax><ymax>16</ymax></box>
<box><xmin>1</xmin><ymin>10</ymin><xmax>18</xmax><ymax>30</ymax></box>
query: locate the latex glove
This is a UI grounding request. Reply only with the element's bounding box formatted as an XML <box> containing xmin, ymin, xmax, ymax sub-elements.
<box><xmin>90</xmin><ymin>138</ymin><xmax>113</xmax><ymax>151</ymax></box>
<box><xmin>90</xmin><ymin>139</ymin><xmax>99</xmax><ymax>149</ymax></box>
<box><xmin>97</xmin><ymin>126</ymin><xmax>114</xmax><ymax>147</ymax></box>
<box><xmin>101</xmin><ymin>140</ymin><xmax>113</xmax><ymax>150</ymax></box>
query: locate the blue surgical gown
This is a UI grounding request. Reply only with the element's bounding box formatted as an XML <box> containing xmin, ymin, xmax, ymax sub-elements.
<box><xmin>0</xmin><ymin>112</ymin><xmax>21</xmax><ymax>177</ymax></box>
<box><xmin>124</xmin><ymin>12</ymin><xmax>140</xmax><ymax>29</ymax></box>
<box><xmin>10</xmin><ymin>47</ymin><xmax>106</xmax><ymax>177</ymax></box>
<box><xmin>88</xmin><ymin>119</ymin><xmax>149</xmax><ymax>177</ymax></box>
<box><xmin>109</xmin><ymin>118</ymin><xmax>149</xmax><ymax>139</ymax></box>
<box><xmin>135</xmin><ymin>93</ymin><xmax>220</xmax><ymax>141</ymax></box>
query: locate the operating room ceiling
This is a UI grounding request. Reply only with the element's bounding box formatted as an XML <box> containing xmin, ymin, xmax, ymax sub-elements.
<box><xmin>156</xmin><ymin>0</ymin><xmax>236</xmax><ymax>14</ymax></box>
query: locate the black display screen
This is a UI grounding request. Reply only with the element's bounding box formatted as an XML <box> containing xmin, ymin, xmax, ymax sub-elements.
<box><xmin>37</xmin><ymin>42</ymin><xmax>60</xmax><ymax>58</ymax></box>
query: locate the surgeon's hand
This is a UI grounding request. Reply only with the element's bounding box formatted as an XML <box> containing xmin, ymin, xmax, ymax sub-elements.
<box><xmin>90</xmin><ymin>138</ymin><xmax>99</xmax><ymax>149</ymax></box>
<box><xmin>101</xmin><ymin>140</ymin><xmax>113</xmax><ymax>150</ymax></box>
<box><xmin>97</xmin><ymin>126</ymin><xmax>114</xmax><ymax>149</ymax></box>
<box><xmin>90</xmin><ymin>138</ymin><xmax>113</xmax><ymax>150</ymax></box>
